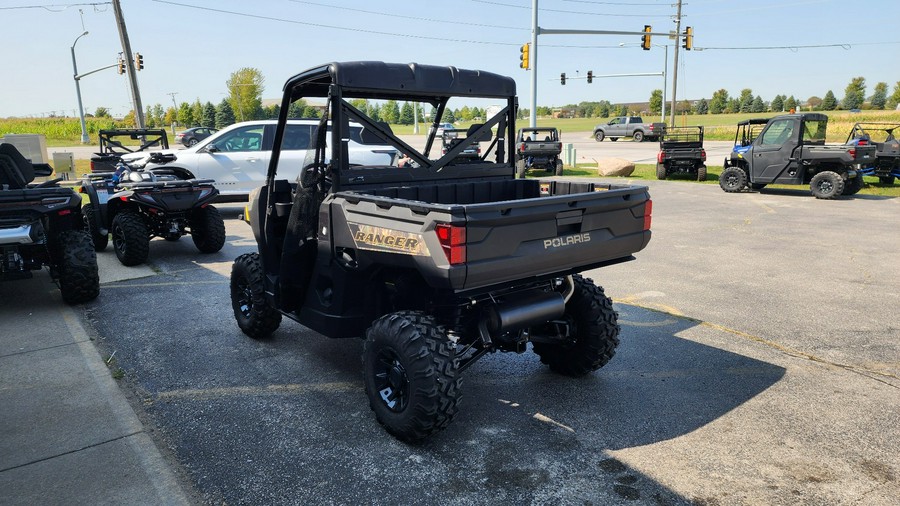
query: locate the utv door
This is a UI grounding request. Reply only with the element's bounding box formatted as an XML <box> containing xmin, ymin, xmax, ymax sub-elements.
<box><xmin>749</xmin><ymin>118</ymin><xmax>800</xmax><ymax>184</ymax></box>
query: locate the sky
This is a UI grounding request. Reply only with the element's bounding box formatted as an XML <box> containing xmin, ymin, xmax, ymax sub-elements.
<box><xmin>2</xmin><ymin>0</ymin><xmax>899</xmax><ymax>119</ymax></box>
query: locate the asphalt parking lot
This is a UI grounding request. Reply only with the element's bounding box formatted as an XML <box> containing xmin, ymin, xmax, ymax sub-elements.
<box><xmin>4</xmin><ymin>179</ymin><xmax>899</xmax><ymax>505</ymax></box>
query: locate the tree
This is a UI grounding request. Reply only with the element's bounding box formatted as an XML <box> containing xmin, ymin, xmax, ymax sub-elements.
<box><xmin>190</xmin><ymin>100</ymin><xmax>203</xmax><ymax>127</ymax></box>
<box><xmin>152</xmin><ymin>104</ymin><xmax>165</xmax><ymax>126</ymax></box>
<box><xmin>870</xmin><ymin>82</ymin><xmax>888</xmax><ymax>110</ymax></box>
<box><xmin>215</xmin><ymin>99</ymin><xmax>235</xmax><ymax>129</ymax></box>
<box><xmin>164</xmin><ymin>107</ymin><xmax>177</xmax><ymax>126</ymax></box>
<box><xmin>227</xmin><ymin>67</ymin><xmax>265</xmax><ymax>122</ymax></box>
<box><xmin>94</xmin><ymin>107</ymin><xmax>111</xmax><ymax>118</ymax></box>
<box><xmin>367</xmin><ymin>103</ymin><xmax>381</xmax><ymax>122</ymax></box>
<box><xmin>751</xmin><ymin>96</ymin><xmax>766</xmax><ymax>113</ymax></box>
<box><xmin>648</xmin><ymin>89</ymin><xmax>663</xmax><ymax>115</ymax></box>
<box><xmin>806</xmin><ymin>96</ymin><xmax>822</xmax><ymax>110</ymax></box>
<box><xmin>784</xmin><ymin>95</ymin><xmax>797</xmax><ymax>112</ymax></box>
<box><xmin>617</xmin><ymin>104</ymin><xmax>628</xmax><ymax>116</ymax></box>
<box><xmin>144</xmin><ymin>106</ymin><xmax>156</xmax><ymax>127</ymax></box>
<box><xmin>725</xmin><ymin>98</ymin><xmax>740</xmax><ymax>114</ymax></box>
<box><xmin>598</xmin><ymin>101</ymin><xmax>611</xmax><ymax>117</ymax></box>
<box><xmin>821</xmin><ymin>90</ymin><xmax>837</xmax><ymax>111</ymax></box>
<box><xmin>288</xmin><ymin>99</ymin><xmax>306</xmax><ymax>118</ymax></box>
<box><xmin>262</xmin><ymin>104</ymin><xmax>279</xmax><ymax>120</ymax></box>
<box><xmin>887</xmin><ymin>81</ymin><xmax>900</xmax><ymax>110</ymax></box>
<box><xmin>177</xmin><ymin>102</ymin><xmax>193</xmax><ymax>127</ymax></box>
<box><xmin>739</xmin><ymin>88</ymin><xmax>754</xmax><ymax>113</ymax></box>
<box><xmin>202</xmin><ymin>102</ymin><xmax>216</xmax><ymax>127</ymax></box>
<box><xmin>399</xmin><ymin>102</ymin><xmax>414</xmax><ymax>125</ymax></box>
<box><xmin>770</xmin><ymin>95</ymin><xmax>784</xmax><ymax>112</ymax></box>
<box><xmin>709</xmin><ymin>89</ymin><xmax>729</xmax><ymax>114</ymax></box>
<box><xmin>842</xmin><ymin>76</ymin><xmax>866</xmax><ymax>110</ymax></box>
<box><xmin>379</xmin><ymin>100</ymin><xmax>399</xmax><ymax>123</ymax></box>
<box><xmin>694</xmin><ymin>98</ymin><xmax>709</xmax><ymax>115</ymax></box>
<box><xmin>444</xmin><ymin>108</ymin><xmax>456</xmax><ymax>123</ymax></box>
<box><xmin>458</xmin><ymin>105</ymin><xmax>473</xmax><ymax>121</ymax></box>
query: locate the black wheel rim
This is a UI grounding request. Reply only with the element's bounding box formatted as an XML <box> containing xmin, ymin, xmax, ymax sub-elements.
<box><xmin>725</xmin><ymin>172</ymin><xmax>740</xmax><ymax>189</ymax></box>
<box><xmin>373</xmin><ymin>349</ymin><xmax>409</xmax><ymax>412</ymax></box>
<box><xmin>113</xmin><ymin>223</ymin><xmax>126</xmax><ymax>256</ymax></box>
<box><xmin>818</xmin><ymin>180</ymin><xmax>833</xmax><ymax>193</ymax></box>
<box><xmin>234</xmin><ymin>277</ymin><xmax>253</xmax><ymax>318</ymax></box>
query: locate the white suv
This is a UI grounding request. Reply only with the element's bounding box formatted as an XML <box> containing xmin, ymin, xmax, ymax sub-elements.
<box><xmin>124</xmin><ymin>119</ymin><xmax>396</xmax><ymax>201</ymax></box>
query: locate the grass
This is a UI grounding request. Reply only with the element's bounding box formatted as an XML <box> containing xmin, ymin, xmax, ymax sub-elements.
<box><xmin>555</xmin><ymin>162</ymin><xmax>900</xmax><ymax>197</ymax></box>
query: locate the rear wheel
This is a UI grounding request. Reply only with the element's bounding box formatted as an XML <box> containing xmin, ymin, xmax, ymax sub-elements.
<box><xmin>633</xmin><ymin>131</ymin><xmax>644</xmax><ymax>142</ymax></box>
<box><xmin>532</xmin><ymin>275</ymin><xmax>620</xmax><ymax>377</ymax></box>
<box><xmin>112</xmin><ymin>211</ymin><xmax>150</xmax><ymax>266</ymax></box>
<box><xmin>719</xmin><ymin>166</ymin><xmax>748</xmax><ymax>193</ymax></box>
<box><xmin>56</xmin><ymin>230</ymin><xmax>100</xmax><ymax>304</ymax></box>
<box><xmin>609</xmin><ymin>137</ymin><xmax>618</xmax><ymax>142</ymax></box>
<box><xmin>555</xmin><ymin>159</ymin><xmax>564</xmax><ymax>176</ymax></box>
<box><xmin>842</xmin><ymin>175</ymin><xmax>864</xmax><ymax>195</ymax></box>
<box><xmin>187</xmin><ymin>138</ymin><xmax>198</xmax><ymax>147</ymax></box>
<box><xmin>230</xmin><ymin>253</ymin><xmax>282</xmax><ymax>339</ymax></box>
<box><xmin>656</xmin><ymin>163</ymin><xmax>667</xmax><ymax>180</ymax></box>
<box><xmin>879</xmin><ymin>176</ymin><xmax>895</xmax><ymax>185</ymax></box>
<box><xmin>81</xmin><ymin>204</ymin><xmax>108</xmax><ymax>251</ymax></box>
<box><xmin>190</xmin><ymin>205</ymin><xmax>226</xmax><ymax>253</ymax></box>
<box><xmin>594</xmin><ymin>131</ymin><xmax>605</xmax><ymax>142</ymax></box>
<box><xmin>697</xmin><ymin>165</ymin><xmax>707</xmax><ymax>182</ymax></box>
<box><xmin>363</xmin><ymin>311</ymin><xmax>461</xmax><ymax>442</ymax></box>
<box><xmin>810</xmin><ymin>171</ymin><xmax>844</xmax><ymax>199</ymax></box>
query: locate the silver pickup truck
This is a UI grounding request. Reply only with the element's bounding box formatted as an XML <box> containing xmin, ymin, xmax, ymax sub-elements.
<box><xmin>593</xmin><ymin>116</ymin><xmax>664</xmax><ymax>142</ymax></box>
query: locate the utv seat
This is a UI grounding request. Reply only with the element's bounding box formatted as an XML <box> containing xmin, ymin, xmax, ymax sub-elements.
<box><xmin>0</xmin><ymin>143</ymin><xmax>35</xmax><ymax>189</ymax></box>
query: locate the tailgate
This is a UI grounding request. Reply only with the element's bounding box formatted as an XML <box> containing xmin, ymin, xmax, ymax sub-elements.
<box><xmin>462</xmin><ymin>185</ymin><xmax>650</xmax><ymax>290</ymax></box>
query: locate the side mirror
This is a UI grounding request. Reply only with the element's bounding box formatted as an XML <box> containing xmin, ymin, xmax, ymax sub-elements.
<box><xmin>205</xmin><ymin>143</ymin><xmax>219</xmax><ymax>153</ymax></box>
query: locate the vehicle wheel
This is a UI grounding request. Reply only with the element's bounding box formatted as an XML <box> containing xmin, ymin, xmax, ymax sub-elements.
<box><xmin>656</xmin><ymin>163</ymin><xmax>667</xmax><ymax>180</ymax></box>
<box><xmin>609</xmin><ymin>137</ymin><xmax>618</xmax><ymax>142</ymax></box>
<box><xmin>81</xmin><ymin>204</ymin><xmax>108</xmax><ymax>251</ymax></box>
<box><xmin>187</xmin><ymin>138</ymin><xmax>198</xmax><ymax>147</ymax></box>
<box><xmin>719</xmin><ymin>166</ymin><xmax>748</xmax><ymax>193</ymax></box>
<box><xmin>810</xmin><ymin>171</ymin><xmax>845</xmax><ymax>199</ymax></box>
<box><xmin>879</xmin><ymin>176</ymin><xmax>895</xmax><ymax>185</ymax></box>
<box><xmin>633</xmin><ymin>131</ymin><xmax>644</xmax><ymax>142</ymax></box>
<box><xmin>190</xmin><ymin>205</ymin><xmax>226</xmax><ymax>253</ymax></box>
<box><xmin>363</xmin><ymin>310</ymin><xmax>461</xmax><ymax>442</ymax></box>
<box><xmin>532</xmin><ymin>274</ymin><xmax>620</xmax><ymax>377</ymax></box>
<box><xmin>594</xmin><ymin>131</ymin><xmax>605</xmax><ymax>142</ymax></box>
<box><xmin>842</xmin><ymin>175</ymin><xmax>864</xmax><ymax>195</ymax></box>
<box><xmin>750</xmin><ymin>183</ymin><xmax>767</xmax><ymax>190</ymax></box>
<box><xmin>697</xmin><ymin>165</ymin><xmax>707</xmax><ymax>182</ymax></box>
<box><xmin>555</xmin><ymin>159</ymin><xmax>564</xmax><ymax>176</ymax></box>
<box><xmin>112</xmin><ymin>211</ymin><xmax>150</xmax><ymax>266</ymax></box>
<box><xmin>230</xmin><ymin>253</ymin><xmax>282</xmax><ymax>339</ymax></box>
<box><xmin>56</xmin><ymin>230</ymin><xmax>100</xmax><ymax>304</ymax></box>
<box><xmin>516</xmin><ymin>159</ymin><xmax>527</xmax><ymax>178</ymax></box>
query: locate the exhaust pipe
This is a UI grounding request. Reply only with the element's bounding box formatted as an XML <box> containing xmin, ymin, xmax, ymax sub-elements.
<box><xmin>486</xmin><ymin>290</ymin><xmax>565</xmax><ymax>336</ymax></box>
<box><xmin>0</xmin><ymin>225</ymin><xmax>36</xmax><ymax>245</ymax></box>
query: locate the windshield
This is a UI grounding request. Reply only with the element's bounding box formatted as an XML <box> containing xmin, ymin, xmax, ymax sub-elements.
<box><xmin>802</xmin><ymin>120</ymin><xmax>827</xmax><ymax>143</ymax></box>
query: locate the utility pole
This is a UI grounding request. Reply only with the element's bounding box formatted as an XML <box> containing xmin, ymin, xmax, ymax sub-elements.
<box><xmin>112</xmin><ymin>0</ymin><xmax>145</xmax><ymax>128</ymax></box>
<box><xmin>669</xmin><ymin>0</ymin><xmax>683</xmax><ymax>127</ymax></box>
<box><xmin>529</xmin><ymin>0</ymin><xmax>539</xmax><ymax>128</ymax></box>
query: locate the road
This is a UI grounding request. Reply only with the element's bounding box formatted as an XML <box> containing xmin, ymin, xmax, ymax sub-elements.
<box><xmin>23</xmin><ymin>179</ymin><xmax>897</xmax><ymax>505</ymax></box>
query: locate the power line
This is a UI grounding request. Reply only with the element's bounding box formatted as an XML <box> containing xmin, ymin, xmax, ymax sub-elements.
<box><xmin>0</xmin><ymin>2</ymin><xmax>108</xmax><ymax>11</ymax></box>
<box><xmin>697</xmin><ymin>41</ymin><xmax>900</xmax><ymax>51</ymax></box>
<box><xmin>471</xmin><ymin>0</ymin><xmax>671</xmax><ymax>17</ymax></box>
<box><xmin>562</xmin><ymin>0</ymin><xmax>669</xmax><ymax>5</ymax></box>
<box><xmin>290</xmin><ymin>0</ymin><xmax>525</xmax><ymax>31</ymax></box>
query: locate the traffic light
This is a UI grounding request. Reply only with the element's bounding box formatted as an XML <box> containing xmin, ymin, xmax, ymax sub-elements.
<box><xmin>641</xmin><ymin>25</ymin><xmax>652</xmax><ymax>50</ymax></box>
<box><xmin>519</xmin><ymin>43</ymin><xmax>530</xmax><ymax>70</ymax></box>
<box><xmin>560</xmin><ymin>73</ymin><xmax>566</xmax><ymax>85</ymax></box>
<box><xmin>587</xmin><ymin>70</ymin><xmax>593</xmax><ymax>84</ymax></box>
<box><xmin>682</xmin><ymin>26</ymin><xmax>693</xmax><ymax>50</ymax></box>
<box><xmin>117</xmin><ymin>57</ymin><xmax>125</xmax><ymax>75</ymax></box>
<box><xmin>135</xmin><ymin>52</ymin><xmax>144</xmax><ymax>70</ymax></box>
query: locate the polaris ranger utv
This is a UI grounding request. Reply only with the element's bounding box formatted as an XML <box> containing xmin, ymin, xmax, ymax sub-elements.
<box><xmin>719</xmin><ymin>113</ymin><xmax>875</xmax><ymax>199</ymax></box>
<box><xmin>231</xmin><ymin>62</ymin><xmax>652</xmax><ymax>441</ymax></box>
<box><xmin>844</xmin><ymin>122</ymin><xmax>900</xmax><ymax>185</ymax></box>
<box><xmin>0</xmin><ymin>143</ymin><xmax>99</xmax><ymax>304</ymax></box>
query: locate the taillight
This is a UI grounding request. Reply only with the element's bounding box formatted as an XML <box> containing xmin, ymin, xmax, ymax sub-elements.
<box><xmin>90</xmin><ymin>160</ymin><xmax>95</xmax><ymax>171</ymax></box>
<box><xmin>435</xmin><ymin>223</ymin><xmax>466</xmax><ymax>265</ymax></box>
<box><xmin>857</xmin><ymin>139</ymin><xmax>868</xmax><ymax>146</ymax></box>
<box><xmin>701</xmin><ymin>149</ymin><xmax>707</xmax><ymax>162</ymax></box>
<box><xmin>657</xmin><ymin>151</ymin><xmax>665</xmax><ymax>163</ymax></box>
<box><xmin>848</xmin><ymin>147</ymin><xmax>857</xmax><ymax>159</ymax></box>
<box><xmin>643</xmin><ymin>200</ymin><xmax>652</xmax><ymax>231</ymax></box>
<box><xmin>519</xmin><ymin>143</ymin><xmax>525</xmax><ymax>153</ymax></box>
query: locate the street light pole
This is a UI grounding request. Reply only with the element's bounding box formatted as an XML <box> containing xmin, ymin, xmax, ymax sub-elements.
<box><xmin>70</xmin><ymin>30</ymin><xmax>90</xmax><ymax>144</ymax></box>
<box><xmin>661</xmin><ymin>44</ymin><xmax>668</xmax><ymax>123</ymax></box>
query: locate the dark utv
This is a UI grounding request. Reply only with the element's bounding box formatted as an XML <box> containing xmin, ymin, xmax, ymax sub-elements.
<box><xmin>719</xmin><ymin>113</ymin><xmax>875</xmax><ymax>199</ymax></box>
<box><xmin>79</xmin><ymin>153</ymin><xmax>225</xmax><ymax>266</ymax></box>
<box><xmin>845</xmin><ymin>122</ymin><xmax>900</xmax><ymax>185</ymax></box>
<box><xmin>90</xmin><ymin>128</ymin><xmax>169</xmax><ymax>173</ymax></box>
<box><xmin>515</xmin><ymin>127</ymin><xmax>563</xmax><ymax>177</ymax></box>
<box><xmin>0</xmin><ymin>143</ymin><xmax>99</xmax><ymax>304</ymax></box>
<box><xmin>656</xmin><ymin>125</ymin><xmax>706</xmax><ymax>181</ymax></box>
<box><xmin>230</xmin><ymin>62</ymin><xmax>652</xmax><ymax>441</ymax></box>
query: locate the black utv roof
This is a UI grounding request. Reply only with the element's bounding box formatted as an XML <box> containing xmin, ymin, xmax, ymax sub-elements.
<box><xmin>284</xmin><ymin>61</ymin><xmax>516</xmax><ymax>102</ymax></box>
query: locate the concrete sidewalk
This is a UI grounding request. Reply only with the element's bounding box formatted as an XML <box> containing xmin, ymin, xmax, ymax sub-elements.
<box><xmin>0</xmin><ymin>260</ymin><xmax>191</xmax><ymax>505</ymax></box>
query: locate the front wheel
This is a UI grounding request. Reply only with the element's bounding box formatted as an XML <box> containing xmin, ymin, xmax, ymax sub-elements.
<box><xmin>82</xmin><ymin>204</ymin><xmax>108</xmax><ymax>251</ymax></box>
<box><xmin>532</xmin><ymin>275</ymin><xmax>620</xmax><ymax>376</ymax></box>
<box><xmin>112</xmin><ymin>211</ymin><xmax>150</xmax><ymax>266</ymax></box>
<box><xmin>719</xmin><ymin>166</ymin><xmax>748</xmax><ymax>193</ymax></box>
<box><xmin>555</xmin><ymin>159</ymin><xmax>564</xmax><ymax>176</ymax></box>
<box><xmin>230</xmin><ymin>253</ymin><xmax>282</xmax><ymax>339</ymax></box>
<box><xmin>56</xmin><ymin>230</ymin><xmax>100</xmax><ymax>304</ymax></box>
<box><xmin>363</xmin><ymin>311</ymin><xmax>461</xmax><ymax>442</ymax></box>
<box><xmin>656</xmin><ymin>163</ymin><xmax>667</xmax><ymax>180</ymax></box>
<box><xmin>810</xmin><ymin>171</ymin><xmax>844</xmax><ymax>199</ymax></box>
<box><xmin>594</xmin><ymin>131</ymin><xmax>605</xmax><ymax>142</ymax></box>
<box><xmin>190</xmin><ymin>205</ymin><xmax>226</xmax><ymax>253</ymax></box>
<box><xmin>633</xmin><ymin>131</ymin><xmax>644</xmax><ymax>142</ymax></box>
